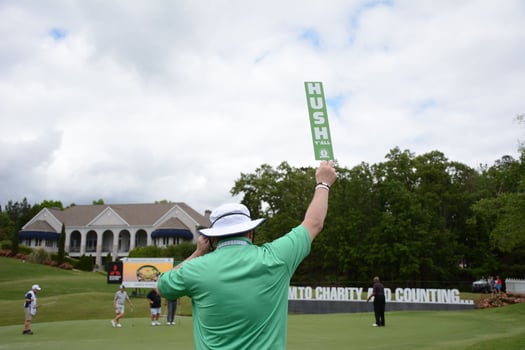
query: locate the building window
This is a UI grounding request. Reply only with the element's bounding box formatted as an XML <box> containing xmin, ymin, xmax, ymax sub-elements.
<box><xmin>71</xmin><ymin>239</ymin><xmax>80</xmax><ymax>252</ymax></box>
<box><xmin>87</xmin><ymin>238</ymin><xmax>96</xmax><ymax>252</ymax></box>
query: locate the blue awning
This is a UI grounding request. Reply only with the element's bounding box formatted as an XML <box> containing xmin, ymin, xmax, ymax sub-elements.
<box><xmin>151</xmin><ymin>229</ymin><xmax>193</xmax><ymax>239</ymax></box>
<box><xmin>19</xmin><ymin>231</ymin><xmax>60</xmax><ymax>240</ymax></box>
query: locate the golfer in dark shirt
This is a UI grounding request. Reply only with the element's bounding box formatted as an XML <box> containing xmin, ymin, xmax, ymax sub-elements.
<box><xmin>366</xmin><ymin>276</ymin><xmax>386</xmax><ymax>327</ymax></box>
<box><xmin>147</xmin><ymin>289</ymin><xmax>162</xmax><ymax>326</ymax></box>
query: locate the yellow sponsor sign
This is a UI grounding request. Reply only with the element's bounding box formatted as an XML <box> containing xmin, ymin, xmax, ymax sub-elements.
<box><xmin>121</xmin><ymin>258</ymin><xmax>173</xmax><ymax>288</ymax></box>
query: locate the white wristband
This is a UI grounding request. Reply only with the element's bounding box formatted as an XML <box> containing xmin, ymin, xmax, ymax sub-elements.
<box><xmin>315</xmin><ymin>183</ymin><xmax>330</xmax><ymax>191</ymax></box>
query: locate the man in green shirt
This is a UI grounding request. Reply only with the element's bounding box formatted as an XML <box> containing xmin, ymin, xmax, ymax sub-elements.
<box><xmin>158</xmin><ymin>161</ymin><xmax>337</xmax><ymax>349</ymax></box>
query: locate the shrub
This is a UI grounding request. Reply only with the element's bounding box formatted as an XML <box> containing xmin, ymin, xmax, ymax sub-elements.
<box><xmin>128</xmin><ymin>245</ymin><xmax>163</xmax><ymax>257</ymax></box>
<box><xmin>0</xmin><ymin>249</ymin><xmax>11</xmax><ymax>257</ymax></box>
<box><xmin>28</xmin><ymin>248</ymin><xmax>51</xmax><ymax>264</ymax></box>
<box><xmin>59</xmin><ymin>262</ymin><xmax>74</xmax><ymax>270</ymax></box>
<box><xmin>164</xmin><ymin>242</ymin><xmax>196</xmax><ymax>260</ymax></box>
<box><xmin>65</xmin><ymin>256</ymin><xmax>78</xmax><ymax>265</ymax></box>
<box><xmin>0</xmin><ymin>240</ymin><xmax>12</xmax><ymax>250</ymax></box>
<box><xmin>44</xmin><ymin>259</ymin><xmax>58</xmax><ymax>267</ymax></box>
<box><xmin>18</xmin><ymin>245</ymin><xmax>33</xmax><ymax>255</ymax></box>
<box><xmin>76</xmin><ymin>254</ymin><xmax>94</xmax><ymax>271</ymax></box>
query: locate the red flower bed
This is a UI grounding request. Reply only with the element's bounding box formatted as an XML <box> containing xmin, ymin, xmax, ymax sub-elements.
<box><xmin>44</xmin><ymin>260</ymin><xmax>58</xmax><ymax>267</ymax></box>
<box><xmin>58</xmin><ymin>263</ymin><xmax>74</xmax><ymax>270</ymax></box>
<box><xmin>0</xmin><ymin>249</ymin><xmax>12</xmax><ymax>257</ymax></box>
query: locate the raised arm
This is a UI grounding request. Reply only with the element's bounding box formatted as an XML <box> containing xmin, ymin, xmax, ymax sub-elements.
<box><xmin>172</xmin><ymin>234</ymin><xmax>211</xmax><ymax>270</ymax></box>
<box><xmin>301</xmin><ymin>161</ymin><xmax>337</xmax><ymax>241</ymax></box>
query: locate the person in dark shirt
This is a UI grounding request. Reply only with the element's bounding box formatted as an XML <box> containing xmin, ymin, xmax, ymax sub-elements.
<box><xmin>147</xmin><ymin>289</ymin><xmax>162</xmax><ymax>326</ymax></box>
<box><xmin>165</xmin><ymin>298</ymin><xmax>178</xmax><ymax>325</ymax></box>
<box><xmin>366</xmin><ymin>276</ymin><xmax>386</xmax><ymax>327</ymax></box>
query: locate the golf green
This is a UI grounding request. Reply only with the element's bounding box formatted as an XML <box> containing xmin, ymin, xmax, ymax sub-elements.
<box><xmin>2</xmin><ymin>257</ymin><xmax>524</xmax><ymax>349</ymax></box>
<box><xmin>2</xmin><ymin>305</ymin><xmax>525</xmax><ymax>349</ymax></box>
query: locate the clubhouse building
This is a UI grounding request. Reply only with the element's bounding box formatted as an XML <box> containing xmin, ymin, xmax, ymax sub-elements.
<box><xmin>19</xmin><ymin>202</ymin><xmax>211</xmax><ymax>268</ymax></box>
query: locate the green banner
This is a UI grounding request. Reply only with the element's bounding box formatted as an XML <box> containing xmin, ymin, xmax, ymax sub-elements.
<box><xmin>304</xmin><ymin>82</ymin><xmax>334</xmax><ymax>160</ymax></box>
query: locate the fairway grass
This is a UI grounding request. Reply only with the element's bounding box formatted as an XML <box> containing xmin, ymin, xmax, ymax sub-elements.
<box><xmin>1</xmin><ymin>305</ymin><xmax>524</xmax><ymax>350</ymax></box>
<box><xmin>1</xmin><ymin>257</ymin><xmax>524</xmax><ymax>349</ymax></box>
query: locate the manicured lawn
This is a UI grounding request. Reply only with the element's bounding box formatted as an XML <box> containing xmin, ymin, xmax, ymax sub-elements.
<box><xmin>1</xmin><ymin>257</ymin><xmax>524</xmax><ymax>349</ymax></box>
<box><xmin>0</xmin><ymin>257</ymin><xmax>193</xmax><ymax>327</ymax></box>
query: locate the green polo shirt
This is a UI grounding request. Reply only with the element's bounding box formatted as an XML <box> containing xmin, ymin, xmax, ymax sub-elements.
<box><xmin>157</xmin><ymin>225</ymin><xmax>311</xmax><ymax>350</ymax></box>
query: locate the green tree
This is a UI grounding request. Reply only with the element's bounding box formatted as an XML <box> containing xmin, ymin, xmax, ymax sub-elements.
<box><xmin>0</xmin><ymin>211</ymin><xmax>15</xmax><ymax>243</ymax></box>
<box><xmin>411</xmin><ymin>151</ymin><xmax>478</xmax><ymax>281</ymax></box>
<box><xmin>369</xmin><ymin>148</ymin><xmax>431</xmax><ymax>281</ymax></box>
<box><xmin>105</xmin><ymin>252</ymin><xmax>113</xmax><ymax>272</ymax></box>
<box><xmin>472</xmin><ymin>193</ymin><xmax>525</xmax><ymax>253</ymax></box>
<box><xmin>468</xmin><ymin>150</ymin><xmax>525</xmax><ymax>276</ymax></box>
<box><xmin>35</xmin><ymin>200</ymin><xmax>64</xmax><ymax>211</ymax></box>
<box><xmin>231</xmin><ymin>162</ymin><xmax>315</xmax><ymax>244</ymax></box>
<box><xmin>57</xmin><ymin>223</ymin><xmax>66</xmax><ymax>264</ymax></box>
<box><xmin>4</xmin><ymin>198</ymin><xmax>34</xmax><ymax>255</ymax></box>
<box><xmin>228</xmin><ymin>148</ymin><xmax>493</xmax><ymax>285</ymax></box>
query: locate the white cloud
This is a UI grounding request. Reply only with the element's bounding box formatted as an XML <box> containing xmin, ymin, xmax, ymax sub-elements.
<box><xmin>1</xmin><ymin>0</ymin><xmax>524</xmax><ymax>214</ymax></box>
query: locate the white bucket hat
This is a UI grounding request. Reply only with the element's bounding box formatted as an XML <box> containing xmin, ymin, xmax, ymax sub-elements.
<box><xmin>199</xmin><ymin>203</ymin><xmax>266</xmax><ymax>237</ymax></box>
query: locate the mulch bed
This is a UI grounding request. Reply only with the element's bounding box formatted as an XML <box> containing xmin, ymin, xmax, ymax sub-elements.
<box><xmin>476</xmin><ymin>292</ymin><xmax>525</xmax><ymax>309</ymax></box>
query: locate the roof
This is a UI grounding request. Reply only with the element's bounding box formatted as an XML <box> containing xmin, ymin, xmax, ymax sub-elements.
<box><xmin>47</xmin><ymin>202</ymin><xmax>210</xmax><ymax>227</ymax></box>
<box><xmin>20</xmin><ymin>203</ymin><xmax>211</xmax><ymax>235</ymax></box>
<box><xmin>23</xmin><ymin>220</ymin><xmax>56</xmax><ymax>232</ymax></box>
<box><xmin>158</xmin><ymin>217</ymin><xmax>188</xmax><ymax>229</ymax></box>
<box><xmin>153</xmin><ymin>217</ymin><xmax>194</xmax><ymax>239</ymax></box>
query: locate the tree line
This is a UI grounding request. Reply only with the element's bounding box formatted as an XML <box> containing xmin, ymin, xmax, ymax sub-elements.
<box><xmin>1</xmin><ymin>147</ymin><xmax>523</xmax><ymax>288</ymax></box>
<box><xmin>231</xmin><ymin>147</ymin><xmax>525</xmax><ymax>287</ymax></box>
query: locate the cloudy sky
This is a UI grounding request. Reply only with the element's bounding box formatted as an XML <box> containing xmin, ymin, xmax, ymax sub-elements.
<box><xmin>1</xmin><ymin>0</ymin><xmax>524</xmax><ymax>214</ymax></box>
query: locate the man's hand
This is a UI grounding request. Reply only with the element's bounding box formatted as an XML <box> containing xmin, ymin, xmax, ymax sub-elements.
<box><xmin>196</xmin><ymin>234</ymin><xmax>211</xmax><ymax>256</ymax></box>
<box><xmin>168</xmin><ymin>234</ymin><xmax>213</xmax><ymax>272</ymax></box>
<box><xmin>315</xmin><ymin>160</ymin><xmax>337</xmax><ymax>187</ymax></box>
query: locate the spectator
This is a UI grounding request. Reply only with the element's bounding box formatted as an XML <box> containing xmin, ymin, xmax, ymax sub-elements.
<box><xmin>111</xmin><ymin>284</ymin><xmax>133</xmax><ymax>327</ymax></box>
<box><xmin>495</xmin><ymin>276</ymin><xmax>503</xmax><ymax>294</ymax></box>
<box><xmin>23</xmin><ymin>284</ymin><xmax>41</xmax><ymax>335</ymax></box>
<box><xmin>166</xmin><ymin>298</ymin><xmax>178</xmax><ymax>325</ymax></box>
<box><xmin>147</xmin><ymin>288</ymin><xmax>162</xmax><ymax>326</ymax></box>
<box><xmin>157</xmin><ymin>161</ymin><xmax>337</xmax><ymax>349</ymax></box>
<box><xmin>366</xmin><ymin>276</ymin><xmax>386</xmax><ymax>327</ymax></box>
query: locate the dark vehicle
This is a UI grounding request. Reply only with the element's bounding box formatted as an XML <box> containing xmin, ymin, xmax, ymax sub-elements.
<box><xmin>472</xmin><ymin>279</ymin><xmax>492</xmax><ymax>293</ymax></box>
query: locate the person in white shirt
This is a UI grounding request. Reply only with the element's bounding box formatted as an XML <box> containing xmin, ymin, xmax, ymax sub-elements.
<box><xmin>23</xmin><ymin>284</ymin><xmax>41</xmax><ymax>335</ymax></box>
<box><xmin>112</xmin><ymin>284</ymin><xmax>134</xmax><ymax>327</ymax></box>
